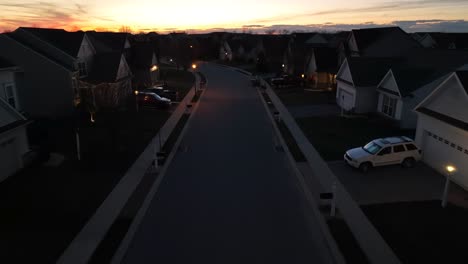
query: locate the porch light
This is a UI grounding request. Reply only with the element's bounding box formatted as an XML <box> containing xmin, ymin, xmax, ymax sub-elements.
<box><xmin>190</xmin><ymin>45</ymin><xmax>193</xmax><ymax>48</ymax></box>
<box><xmin>192</xmin><ymin>64</ymin><xmax>197</xmax><ymax>69</ymax></box>
<box><xmin>282</xmin><ymin>64</ymin><xmax>285</xmax><ymax>68</ymax></box>
<box><xmin>134</xmin><ymin>90</ymin><xmax>139</xmax><ymax>95</ymax></box>
<box><xmin>446</xmin><ymin>165</ymin><xmax>456</xmax><ymax>173</ymax></box>
<box><xmin>301</xmin><ymin>74</ymin><xmax>305</xmax><ymax>78</ymax></box>
<box><xmin>151</xmin><ymin>65</ymin><xmax>158</xmax><ymax>72</ymax></box>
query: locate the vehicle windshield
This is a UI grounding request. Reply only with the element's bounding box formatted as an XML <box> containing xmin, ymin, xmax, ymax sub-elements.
<box><xmin>363</xmin><ymin>141</ymin><xmax>382</xmax><ymax>154</ymax></box>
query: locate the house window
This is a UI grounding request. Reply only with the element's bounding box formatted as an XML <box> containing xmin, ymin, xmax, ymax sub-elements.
<box><xmin>4</xmin><ymin>83</ymin><xmax>16</xmax><ymax>109</ymax></box>
<box><xmin>381</xmin><ymin>94</ymin><xmax>397</xmax><ymax>118</ymax></box>
<box><xmin>78</xmin><ymin>62</ymin><xmax>87</xmax><ymax>77</ymax></box>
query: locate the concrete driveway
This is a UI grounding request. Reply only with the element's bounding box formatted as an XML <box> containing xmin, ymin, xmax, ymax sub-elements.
<box><xmin>328</xmin><ymin>161</ymin><xmax>468</xmax><ymax>206</ymax></box>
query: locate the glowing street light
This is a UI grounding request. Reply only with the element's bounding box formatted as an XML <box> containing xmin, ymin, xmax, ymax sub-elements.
<box><xmin>134</xmin><ymin>90</ymin><xmax>139</xmax><ymax>112</ymax></box>
<box><xmin>151</xmin><ymin>65</ymin><xmax>158</xmax><ymax>72</ymax></box>
<box><xmin>282</xmin><ymin>64</ymin><xmax>285</xmax><ymax>68</ymax></box>
<box><xmin>192</xmin><ymin>64</ymin><xmax>197</xmax><ymax>70</ymax></box>
<box><xmin>442</xmin><ymin>165</ymin><xmax>457</xmax><ymax>208</ymax></box>
<box><xmin>301</xmin><ymin>74</ymin><xmax>305</xmax><ymax>78</ymax></box>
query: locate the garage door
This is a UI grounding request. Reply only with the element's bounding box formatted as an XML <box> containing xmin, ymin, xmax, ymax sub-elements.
<box><xmin>422</xmin><ymin>130</ymin><xmax>468</xmax><ymax>189</ymax></box>
<box><xmin>0</xmin><ymin>137</ymin><xmax>20</xmax><ymax>182</ymax></box>
<box><xmin>338</xmin><ymin>88</ymin><xmax>354</xmax><ymax>111</ymax></box>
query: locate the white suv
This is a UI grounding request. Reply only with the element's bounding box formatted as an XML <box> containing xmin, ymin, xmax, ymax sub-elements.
<box><xmin>344</xmin><ymin>137</ymin><xmax>422</xmax><ymax>172</ymax></box>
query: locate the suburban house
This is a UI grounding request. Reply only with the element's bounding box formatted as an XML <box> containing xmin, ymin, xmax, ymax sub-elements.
<box><xmin>308</xmin><ymin>47</ymin><xmax>339</xmax><ymax>89</ymax></box>
<box><xmin>0</xmin><ymin>28</ymin><xmax>89</xmax><ymax>118</ymax></box>
<box><xmin>345</xmin><ymin>27</ymin><xmax>421</xmax><ymax>58</ymax></box>
<box><xmin>335</xmin><ymin>57</ymin><xmax>399</xmax><ymax>113</ymax></box>
<box><xmin>416</xmin><ymin>32</ymin><xmax>468</xmax><ymax>49</ymax></box>
<box><xmin>0</xmin><ymin>98</ymin><xmax>29</xmax><ymax>182</ymax></box>
<box><xmin>376</xmin><ymin>49</ymin><xmax>468</xmax><ymax>129</ymax></box>
<box><xmin>226</xmin><ymin>35</ymin><xmax>265</xmax><ymax>63</ymax></box>
<box><xmin>284</xmin><ymin>33</ymin><xmax>317</xmax><ymax>77</ymax></box>
<box><xmin>131</xmin><ymin>41</ymin><xmax>159</xmax><ymax>90</ymax></box>
<box><xmin>80</xmin><ymin>52</ymin><xmax>132</xmax><ymax>110</ymax></box>
<box><xmin>260</xmin><ymin>35</ymin><xmax>290</xmax><ymax>73</ymax></box>
<box><xmin>414</xmin><ymin>71</ymin><xmax>468</xmax><ymax>190</ymax></box>
<box><xmin>87</xmin><ymin>31</ymin><xmax>132</xmax><ymax>59</ymax></box>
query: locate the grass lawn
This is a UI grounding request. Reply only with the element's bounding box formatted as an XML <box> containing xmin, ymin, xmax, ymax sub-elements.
<box><xmin>296</xmin><ymin>115</ymin><xmax>415</xmax><ymax>161</ymax></box>
<box><xmin>0</xmin><ymin>73</ymin><xmax>194</xmax><ymax>262</ymax></box>
<box><xmin>275</xmin><ymin>88</ymin><xmax>336</xmax><ymax>106</ymax></box>
<box><xmin>362</xmin><ymin>201</ymin><xmax>468</xmax><ymax>264</ymax></box>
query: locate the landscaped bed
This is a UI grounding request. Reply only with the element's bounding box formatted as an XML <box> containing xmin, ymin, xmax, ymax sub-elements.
<box><xmin>296</xmin><ymin>115</ymin><xmax>415</xmax><ymax>161</ymax></box>
<box><xmin>0</xmin><ymin>70</ymin><xmax>194</xmax><ymax>263</ymax></box>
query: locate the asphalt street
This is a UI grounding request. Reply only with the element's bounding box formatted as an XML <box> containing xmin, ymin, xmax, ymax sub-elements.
<box><xmin>122</xmin><ymin>63</ymin><xmax>334</xmax><ymax>264</ymax></box>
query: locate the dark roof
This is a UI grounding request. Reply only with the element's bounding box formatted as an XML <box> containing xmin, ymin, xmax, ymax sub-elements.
<box><xmin>346</xmin><ymin>57</ymin><xmax>401</xmax><ymax>87</ymax></box>
<box><xmin>390</xmin><ymin>49</ymin><xmax>468</xmax><ymax>96</ymax></box>
<box><xmin>417</xmin><ymin>107</ymin><xmax>468</xmax><ymax>132</ymax></box>
<box><xmin>428</xmin><ymin>33</ymin><xmax>468</xmax><ymax>49</ymax></box>
<box><xmin>351</xmin><ymin>27</ymin><xmax>420</xmax><ymax>56</ymax></box>
<box><xmin>0</xmin><ymin>57</ymin><xmax>15</xmax><ymax>69</ymax></box>
<box><xmin>261</xmin><ymin>35</ymin><xmax>289</xmax><ymax>58</ymax></box>
<box><xmin>86</xmin><ymin>52</ymin><xmax>122</xmax><ymax>83</ymax></box>
<box><xmin>313</xmin><ymin>47</ymin><xmax>338</xmax><ymax>73</ymax></box>
<box><xmin>131</xmin><ymin>42</ymin><xmax>156</xmax><ymax>68</ymax></box>
<box><xmin>86</xmin><ymin>31</ymin><xmax>129</xmax><ymax>52</ymax></box>
<box><xmin>456</xmin><ymin>71</ymin><xmax>468</xmax><ymax>94</ymax></box>
<box><xmin>352</xmin><ymin>27</ymin><xmax>401</xmax><ymax>50</ymax></box>
<box><xmin>19</xmin><ymin>27</ymin><xmax>84</xmax><ymax>57</ymax></box>
<box><xmin>4</xmin><ymin>32</ymin><xmax>75</xmax><ymax>71</ymax></box>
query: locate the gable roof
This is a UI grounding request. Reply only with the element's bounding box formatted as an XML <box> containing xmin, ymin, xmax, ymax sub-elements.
<box><xmin>346</xmin><ymin>57</ymin><xmax>401</xmax><ymax>87</ymax></box>
<box><xmin>428</xmin><ymin>33</ymin><xmax>468</xmax><ymax>49</ymax></box>
<box><xmin>351</xmin><ymin>27</ymin><xmax>420</xmax><ymax>56</ymax></box>
<box><xmin>0</xmin><ymin>97</ymin><xmax>27</xmax><ymax>135</ymax></box>
<box><xmin>86</xmin><ymin>52</ymin><xmax>123</xmax><ymax>83</ymax></box>
<box><xmin>389</xmin><ymin>49</ymin><xmax>468</xmax><ymax>96</ymax></box>
<box><xmin>86</xmin><ymin>31</ymin><xmax>130</xmax><ymax>53</ymax></box>
<box><xmin>456</xmin><ymin>71</ymin><xmax>468</xmax><ymax>94</ymax></box>
<box><xmin>19</xmin><ymin>27</ymin><xmax>84</xmax><ymax>57</ymax></box>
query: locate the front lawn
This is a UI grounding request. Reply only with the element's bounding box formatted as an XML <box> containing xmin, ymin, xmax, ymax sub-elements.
<box><xmin>362</xmin><ymin>201</ymin><xmax>468</xmax><ymax>264</ymax></box>
<box><xmin>296</xmin><ymin>115</ymin><xmax>415</xmax><ymax>161</ymax></box>
<box><xmin>0</xmin><ymin>72</ymin><xmax>195</xmax><ymax>262</ymax></box>
<box><xmin>275</xmin><ymin>89</ymin><xmax>336</xmax><ymax>106</ymax></box>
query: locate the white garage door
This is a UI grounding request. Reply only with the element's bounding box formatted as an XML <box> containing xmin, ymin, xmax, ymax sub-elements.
<box><xmin>0</xmin><ymin>137</ymin><xmax>20</xmax><ymax>182</ymax></box>
<box><xmin>422</xmin><ymin>130</ymin><xmax>468</xmax><ymax>189</ymax></box>
<box><xmin>338</xmin><ymin>88</ymin><xmax>354</xmax><ymax>111</ymax></box>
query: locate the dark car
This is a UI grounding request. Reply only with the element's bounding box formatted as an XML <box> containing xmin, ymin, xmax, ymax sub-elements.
<box><xmin>137</xmin><ymin>92</ymin><xmax>171</xmax><ymax>109</ymax></box>
<box><xmin>143</xmin><ymin>86</ymin><xmax>179</xmax><ymax>101</ymax></box>
<box><xmin>270</xmin><ymin>75</ymin><xmax>304</xmax><ymax>88</ymax></box>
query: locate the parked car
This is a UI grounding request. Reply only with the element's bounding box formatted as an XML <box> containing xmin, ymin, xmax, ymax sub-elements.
<box><xmin>137</xmin><ymin>91</ymin><xmax>171</xmax><ymax>109</ymax></box>
<box><xmin>143</xmin><ymin>86</ymin><xmax>179</xmax><ymax>101</ymax></box>
<box><xmin>270</xmin><ymin>75</ymin><xmax>304</xmax><ymax>88</ymax></box>
<box><xmin>344</xmin><ymin>136</ymin><xmax>422</xmax><ymax>172</ymax></box>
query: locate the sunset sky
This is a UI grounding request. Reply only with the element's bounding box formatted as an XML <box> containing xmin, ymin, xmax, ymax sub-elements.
<box><xmin>2</xmin><ymin>0</ymin><xmax>468</xmax><ymax>33</ymax></box>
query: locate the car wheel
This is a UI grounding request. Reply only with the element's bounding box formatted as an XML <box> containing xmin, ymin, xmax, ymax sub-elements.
<box><xmin>359</xmin><ymin>162</ymin><xmax>371</xmax><ymax>173</ymax></box>
<box><xmin>402</xmin><ymin>157</ymin><xmax>415</xmax><ymax>168</ymax></box>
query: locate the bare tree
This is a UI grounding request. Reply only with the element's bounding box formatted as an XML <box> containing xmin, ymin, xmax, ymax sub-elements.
<box><xmin>265</xmin><ymin>29</ymin><xmax>277</xmax><ymax>35</ymax></box>
<box><xmin>119</xmin><ymin>26</ymin><xmax>132</xmax><ymax>33</ymax></box>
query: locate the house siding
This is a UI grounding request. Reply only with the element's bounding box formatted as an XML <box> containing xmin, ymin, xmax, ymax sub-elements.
<box><xmin>0</xmin><ymin>35</ymin><xmax>75</xmax><ymax>118</ymax></box>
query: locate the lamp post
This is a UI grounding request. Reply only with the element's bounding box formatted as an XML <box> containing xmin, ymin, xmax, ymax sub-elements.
<box><xmin>441</xmin><ymin>165</ymin><xmax>456</xmax><ymax>208</ymax></box>
<box><xmin>134</xmin><ymin>90</ymin><xmax>139</xmax><ymax>112</ymax></box>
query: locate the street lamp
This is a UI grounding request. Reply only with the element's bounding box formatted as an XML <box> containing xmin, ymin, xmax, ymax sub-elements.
<box><xmin>151</xmin><ymin>65</ymin><xmax>158</xmax><ymax>72</ymax></box>
<box><xmin>442</xmin><ymin>165</ymin><xmax>456</xmax><ymax>208</ymax></box>
<box><xmin>134</xmin><ymin>90</ymin><xmax>139</xmax><ymax>112</ymax></box>
<box><xmin>192</xmin><ymin>64</ymin><xmax>197</xmax><ymax>70</ymax></box>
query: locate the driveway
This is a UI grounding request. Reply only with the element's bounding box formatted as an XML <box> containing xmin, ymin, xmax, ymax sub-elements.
<box><xmin>328</xmin><ymin>161</ymin><xmax>468</xmax><ymax>206</ymax></box>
